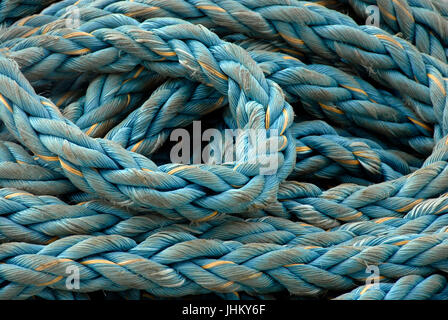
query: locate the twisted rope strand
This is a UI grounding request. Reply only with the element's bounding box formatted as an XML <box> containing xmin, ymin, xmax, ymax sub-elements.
<box><xmin>13</xmin><ymin>0</ymin><xmax>448</xmax><ymax>138</ymax></box>
<box><xmin>62</xmin><ymin>66</ymin><xmax>164</xmax><ymax>137</ymax></box>
<box><xmin>0</xmin><ymin>0</ymin><xmax>58</xmax><ymax>24</ymax></box>
<box><xmin>0</xmin><ymin>5</ymin><xmax>443</xmax><ymax>153</ymax></box>
<box><xmin>337</xmin><ymin>0</ymin><xmax>448</xmax><ymax>63</ymax></box>
<box><xmin>0</xmin><ymin>21</ymin><xmax>297</xmax><ymax>220</ymax></box>
<box><xmin>2</xmin><ymin>184</ymin><xmax>448</xmax><ymax>245</ymax></box>
<box><xmin>335</xmin><ymin>274</ymin><xmax>448</xmax><ymax>300</ymax></box>
<box><xmin>1</xmin><ymin>231</ymin><xmax>448</xmax><ymax>298</ymax></box>
<box><xmin>0</xmin><ymin>47</ymin><xmax>446</xmax><ymax>225</ymax></box>
<box><xmin>0</xmin><ymin>0</ymin><xmax>447</xmax><ymax>300</ymax></box>
<box><xmin>0</xmin><ymin>141</ymin><xmax>76</xmax><ymax>195</ymax></box>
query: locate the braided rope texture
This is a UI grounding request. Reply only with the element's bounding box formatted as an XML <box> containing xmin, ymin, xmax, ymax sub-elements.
<box><xmin>0</xmin><ymin>0</ymin><xmax>446</xmax><ymax>300</ymax></box>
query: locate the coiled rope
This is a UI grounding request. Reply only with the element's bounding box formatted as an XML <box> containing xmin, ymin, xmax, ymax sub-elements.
<box><xmin>0</xmin><ymin>0</ymin><xmax>447</xmax><ymax>300</ymax></box>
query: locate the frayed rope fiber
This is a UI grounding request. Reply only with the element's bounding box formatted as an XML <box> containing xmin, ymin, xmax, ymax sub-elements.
<box><xmin>0</xmin><ymin>0</ymin><xmax>447</xmax><ymax>300</ymax></box>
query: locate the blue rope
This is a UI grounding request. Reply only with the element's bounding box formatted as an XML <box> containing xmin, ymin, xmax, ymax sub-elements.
<box><xmin>11</xmin><ymin>0</ymin><xmax>446</xmax><ymax>138</ymax></box>
<box><xmin>335</xmin><ymin>274</ymin><xmax>448</xmax><ymax>300</ymax></box>
<box><xmin>0</xmin><ymin>0</ymin><xmax>58</xmax><ymax>25</ymax></box>
<box><xmin>0</xmin><ymin>0</ymin><xmax>447</xmax><ymax>300</ymax></box>
<box><xmin>0</xmin><ymin>20</ymin><xmax>297</xmax><ymax>218</ymax></box>
<box><xmin>0</xmin><ymin>232</ymin><xmax>447</xmax><ymax>298</ymax></box>
<box><xmin>0</xmin><ymin>4</ymin><xmax>442</xmax><ymax>153</ymax></box>
<box><xmin>338</xmin><ymin>0</ymin><xmax>448</xmax><ymax>63</ymax></box>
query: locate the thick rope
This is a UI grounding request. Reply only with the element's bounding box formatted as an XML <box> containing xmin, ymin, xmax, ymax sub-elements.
<box><xmin>0</xmin><ymin>231</ymin><xmax>448</xmax><ymax>298</ymax></box>
<box><xmin>0</xmin><ymin>0</ymin><xmax>447</xmax><ymax>301</ymax></box>
<box><xmin>0</xmin><ymin>0</ymin><xmax>58</xmax><ymax>24</ymax></box>
<box><xmin>0</xmin><ymin>141</ymin><xmax>76</xmax><ymax>195</ymax></box>
<box><xmin>338</xmin><ymin>0</ymin><xmax>448</xmax><ymax>63</ymax></box>
<box><xmin>11</xmin><ymin>0</ymin><xmax>448</xmax><ymax>138</ymax></box>
<box><xmin>0</xmin><ymin>22</ymin><xmax>297</xmax><ymax>219</ymax></box>
<box><xmin>2</xmin><ymin>185</ymin><xmax>448</xmax><ymax>245</ymax></box>
<box><xmin>0</xmin><ymin>49</ymin><xmax>447</xmax><ymax>224</ymax></box>
<box><xmin>1</xmin><ymin>6</ymin><xmax>439</xmax><ymax>154</ymax></box>
<box><xmin>335</xmin><ymin>274</ymin><xmax>448</xmax><ymax>300</ymax></box>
